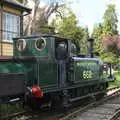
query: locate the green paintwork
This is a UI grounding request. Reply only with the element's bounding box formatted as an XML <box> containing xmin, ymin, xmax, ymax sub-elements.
<box><xmin>0</xmin><ymin>61</ymin><xmax>25</xmax><ymax>74</ymax></box>
<box><xmin>11</xmin><ymin>35</ymin><xmax>108</xmax><ymax>95</ymax></box>
<box><xmin>13</xmin><ymin>36</ymin><xmax>58</xmax><ymax>90</ymax></box>
<box><xmin>22</xmin><ymin>59</ymin><xmax>58</xmax><ymax>88</ymax></box>
<box><xmin>37</xmin><ymin>59</ymin><xmax>57</xmax><ymax>87</ymax></box>
<box><xmin>14</xmin><ymin>38</ymin><xmax>48</xmax><ymax>57</ymax></box>
<box><xmin>72</xmin><ymin>59</ymin><xmax>102</xmax><ymax>83</ymax></box>
<box><xmin>0</xmin><ymin>61</ymin><xmax>26</xmax><ymax>86</ymax></box>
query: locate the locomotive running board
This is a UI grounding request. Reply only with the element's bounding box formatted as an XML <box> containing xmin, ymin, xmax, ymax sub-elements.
<box><xmin>69</xmin><ymin>90</ymin><xmax>106</xmax><ymax>102</ymax></box>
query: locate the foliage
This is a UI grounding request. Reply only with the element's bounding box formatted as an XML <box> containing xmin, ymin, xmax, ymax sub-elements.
<box><xmin>101</xmin><ymin>4</ymin><xmax>119</xmax><ymax>64</ymax></box>
<box><xmin>81</xmin><ymin>27</ymin><xmax>89</xmax><ymax>54</ymax></box>
<box><xmin>100</xmin><ymin>52</ymin><xmax>119</xmax><ymax>64</ymax></box>
<box><xmin>24</xmin><ymin>0</ymin><xmax>67</xmax><ymax>35</ymax></box>
<box><xmin>102</xmin><ymin>35</ymin><xmax>120</xmax><ymax>55</ymax></box>
<box><xmin>23</xmin><ymin>0</ymin><xmax>89</xmax><ymax>54</ymax></box>
<box><xmin>92</xmin><ymin>4</ymin><xmax>119</xmax><ymax>64</ymax></box>
<box><xmin>92</xmin><ymin>23</ymin><xmax>103</xmax><ymax>55</ymax></box>
<box><xmin>102</xmin><ymin>4</ymin><xmax>118</xmax><ymax>36</ymax></box>
<box><xmin>57</xmin><ymin>10</ymin><xmax>88</xmax><ymax>53</ymax></box>
<box><xmin>109</xmin><ymin>71</ymin><xmax>120</xmax><ymax>88</ymax></box>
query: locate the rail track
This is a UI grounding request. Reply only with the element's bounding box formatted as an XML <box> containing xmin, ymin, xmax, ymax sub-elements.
<box><xmin>1</xmin><ymin>87</ymin><xmax>120</xmax><ymax>120</ymax></box>
<box><xmin>60</xmin><ymin>87</ymin><xmax>120</xmax><ymax>120</ymax></box>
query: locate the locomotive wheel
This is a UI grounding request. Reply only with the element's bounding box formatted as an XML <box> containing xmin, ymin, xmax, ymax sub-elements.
<box><xmin>95</xmin><ymin>92</ymin><xmax>105</xmax><ymax>100</ymax></box>
<box><xmin>50</xmin><ymin>91</ymin><xmax>70</xmax><ymax>112</ymax></box>
<box><xmin>51</xmin><ymin>95</ymin><xmax>64</xmax><ymax>111</ymax></box>
<box><xmin>27</xmin><ymin>95</ymin><xmax>41</xmax><ymax>110</ymax></box>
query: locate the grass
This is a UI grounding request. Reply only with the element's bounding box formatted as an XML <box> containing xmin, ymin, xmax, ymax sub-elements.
<box><xmin>0</xmin><ymin>103</ymin><xmax>24</xmax><ymax>117</ymax></box>
<box><xmin>109</xmin><ymin>71</ymin><xmax>120</xmax><ymax>88</ymax></box>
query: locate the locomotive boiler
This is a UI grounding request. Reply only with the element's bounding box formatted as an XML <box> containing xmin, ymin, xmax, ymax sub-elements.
<box><xmin>0</xmin><ymin>34</ymin><xmax>112</xmax><ymax>109</ymax></box>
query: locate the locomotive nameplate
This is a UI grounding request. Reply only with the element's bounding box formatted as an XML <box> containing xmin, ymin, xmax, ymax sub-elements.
<box><xmin>73</xmin><ymin>60</ymin><xmax>100</xmax><ymax>82</ymax></box>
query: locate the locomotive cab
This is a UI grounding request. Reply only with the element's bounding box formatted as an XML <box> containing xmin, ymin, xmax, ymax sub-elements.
<box><xmin>13</xmin><ymin>35</ymin><xmax>72</xmax><ymax>91</ymax></box>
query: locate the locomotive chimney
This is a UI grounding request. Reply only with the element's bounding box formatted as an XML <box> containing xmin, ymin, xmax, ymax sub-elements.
<box><xmin>88</xmin><ymin>38</ymin><xmax>94</xmax><ymax>58</ymax></box>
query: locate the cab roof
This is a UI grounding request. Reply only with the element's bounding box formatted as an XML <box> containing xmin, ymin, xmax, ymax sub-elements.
<box><xmin>13</xmin><ymin>34</ymin><xmax>71</xmax><ymax>41</ymax></box>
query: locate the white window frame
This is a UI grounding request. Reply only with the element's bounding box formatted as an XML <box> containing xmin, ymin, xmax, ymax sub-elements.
<box><xmin>2</xmin><ymin>12</ymin><xmax>20</xmax><ymax>42</ymax></box>
<box><xmin>35</xmin><ymin>37</ymin><xmax>46</xmax><ymax>51</ymax></box>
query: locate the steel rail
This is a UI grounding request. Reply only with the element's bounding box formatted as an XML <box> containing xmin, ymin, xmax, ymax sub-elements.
<box><xmin>109</xmin><ymin>109</ymin><xmax>120</xmax><ymax>120</ymax></box>
<box><xmin>59</xmin><ymin>87</ymin><xmax>120</xmax><ymax>120</ymax></box>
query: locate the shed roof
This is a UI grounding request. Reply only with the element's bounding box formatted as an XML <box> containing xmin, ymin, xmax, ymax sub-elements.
<box><xmin>1</xmin><ymin>0</ymin><xmax>31</xmax><ymax>13</ymax></box>
<box><xmin>13</xmin><ymin>34</ymin><xmax>71</xmax><ymax>41</ymax></box>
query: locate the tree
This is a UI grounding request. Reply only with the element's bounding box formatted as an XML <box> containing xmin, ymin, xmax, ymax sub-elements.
<box><xmin>81</xmin><ymin>27</ymin><xmax>89</xmax><ymax>54</ymax></box>
<box><xmin>102</xmin><ymin>4</ymin><xmax>118</xmax><ymax>36</ymax></box>
<box><xmin>102</xmin><ymin>35</ymin><xmax>120</xmax><ymax>55</ymax></box>
<box><xmin>24</xmin><ymin>0</ymin><xmax>40</xmax><ymax>35</ymax></box>
<box><xmin>92</xmin><ymin>4</ymin><xmax>119</xmax><ymax>64</ymax></box>
<box><xmin>24</xmin><ymin>0</ymin><xmax>66</xmax><ymax>35</ymax></box>
<box><xmin>57</xmin><ymin>10</ymin><xmax>87</xmax><ymax>52</ymax></box>
<box><xmin>92</xmin><ymin>23</ymin><xmax>103</xmax><ymax>55</ymax></box>
<box><xmin>101</xmin><ymin>4</ymin><xmax>120</xmax><ymax>57</ymax></box>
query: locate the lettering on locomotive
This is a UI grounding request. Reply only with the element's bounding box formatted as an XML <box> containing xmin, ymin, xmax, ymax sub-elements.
<box><xmin>83</xmin><ymin>70</ymin><xmax>93</xmax><ymax>79</ymax></box>
<box><xmin>76</xmin><ymin>62</ymin><xmax>97</xmax><ymax>66</ymax></box>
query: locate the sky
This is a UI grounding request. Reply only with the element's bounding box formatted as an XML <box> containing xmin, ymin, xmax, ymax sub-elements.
<box><xmin>28</xmin><ymin>0</ymin><xmax>120</xmax><ymax>33</ymax></box>
<box><xmin>69</xmin><ymin>0</ymin><xmax>120</xmax><ymax>32</ymax></box>
<box><xmin>70</xmin><ymin>0</ymin><xmax>107</xmax><ymax>31</ymax></box>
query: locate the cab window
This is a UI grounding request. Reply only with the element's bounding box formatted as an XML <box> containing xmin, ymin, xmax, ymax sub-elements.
<box><xmin>55</xmin><ymin>40</ymin><xmax>68</xmax><ymax>60</ymax></box>
<box><xmin>16</xmin><ymin>39</ymin><xmax>26</xmax><ymax>51</ymax></box>
<box><xmin>35</xmin><ymin>37</ymin><xmax>46</xmax><ymax>51</ymax></box>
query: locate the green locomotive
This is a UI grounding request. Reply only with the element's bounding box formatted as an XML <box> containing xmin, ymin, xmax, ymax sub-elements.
<box><xmin>0</xmin><ymin>34</ymin><xmax>112</xmax><ymax>108</ymax></box>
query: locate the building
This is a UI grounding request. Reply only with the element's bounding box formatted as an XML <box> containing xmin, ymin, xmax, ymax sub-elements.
<box><xmin>0</xmin><ymin>0</ymin><xmax>31</xmax><ymax>56</ymax></box>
